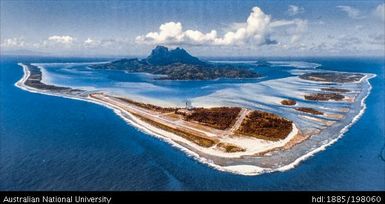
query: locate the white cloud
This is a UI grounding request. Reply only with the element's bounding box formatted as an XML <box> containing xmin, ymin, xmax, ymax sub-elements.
<box><xmin>270</xmin><ymin>19</ymin><xmax>302</xmax><ymax>27</ymax></box>
<box><xmin>136</xmin><ymin>6</ymin><xmax>307</xmax><ymax>47</ymax></box>
<box><xmin>99</xmin><ymin>39</ymin><xmax>117</xmax><ymax>47</ymax></box>
<box><xmin>226</xmin><ymin>22</ymin><xmax>247</xmax><ymax>32</ymax></box>
<box><xmin>373</xmin><ymin>3</ymin><xmax>385</xmax><ymax>21</ymax></box>
<box><xmin>337</xmin><ymin>5</ymin><xmax>365</xmax><ymax>19</ymax></box>
<box><xmin>287</xmin><ymin>5</ymin><xmax>304</xmax><ymax>16</ymax></box>
<box><xmin>48</xmin><ymin>35</ymin><xmax>74</xmax><ymax>44</ymax></box>
<box><xmin>1</xmin><ymin>37</ymin><xmax>25</xmax><ymax>48</ymax></box>
<box><xmin>84</xmin><ymin>38</ymin><xmax>93</xmax><ymax>44</ymax></box>
<box><xmin>290</xmin><ymin>20</ymin><xmax>308</xmax><ymax>43</ymax></box>
<box><xmin>83</xmin><ymin>37</ymin><xmax>101</xmax><ymax>48</ymax></box>
<box><xmin>137</xmin><ymin>22</ymin><xmax>185</xmax><ymax>45</ymax></box>
<box><xmin>270</xmin><ymin>19</ymin><xmax>308</xmax><ymax>43</ymax></box>
<box><xmin>83</xmin><ymin>38</ymin><xmax>133</xmax><ymax>50</ymax></box>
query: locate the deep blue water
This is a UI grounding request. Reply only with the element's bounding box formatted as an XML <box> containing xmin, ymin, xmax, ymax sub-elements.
<box><xmin>0</xmin><ymin>56</ymin><xmax>384</xmax><ymax>190</ymax></box>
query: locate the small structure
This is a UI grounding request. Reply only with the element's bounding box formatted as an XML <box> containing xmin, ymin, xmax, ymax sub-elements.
<box><xmin>175</xmin><ymin>99</ymin><xmax>194</xmax><ymax>116</ymax></box>
<box><xmin>185</xmin><ymin>100</ymin><xmax>193</xmax><ymax>110</ymax></box>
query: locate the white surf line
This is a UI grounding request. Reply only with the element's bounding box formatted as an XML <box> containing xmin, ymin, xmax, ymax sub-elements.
<box><xmin>15</xmin><ymin>64</ymin><xmax>278</xmax><ymax>175</ymax></box>
<box><xmin>17</xmin><ymin>65</ymin><xmax>296</xmax><ymax>166</ymax></box>
<box><xmin>15</xmin><ymin>63</ymin><xmax>376</xmax><ymax>176</ymax></box>
<box><xmin>96</xmin><ymin>94</ymin><xmax>217</xmax><ymax>137</ymax></box>
<box><xmin>224</xmin><ymin>73</ymin><xmax>377</xmax><ymax>175</ymax></box>
<box><xmin>91</xmin><ymin>93</ymin><xmax>301</xmax><ymax>158</ymax></box>
<box><xmin>15</xmin><ymin>64</ymin><xmax>248</xmax><ymax>173</ymax></box>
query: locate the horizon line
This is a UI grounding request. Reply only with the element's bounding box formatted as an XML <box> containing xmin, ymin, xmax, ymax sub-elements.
<box><xmin>1</xmin><ymin>53</ymin><xmax>384</xmax><ymax>59</ymax></box>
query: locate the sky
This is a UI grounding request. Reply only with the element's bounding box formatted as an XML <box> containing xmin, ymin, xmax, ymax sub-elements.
<box><xmin>1</xmin><ymin>0</ymin><xmax>384</xmax><ymax>57</ymax></box>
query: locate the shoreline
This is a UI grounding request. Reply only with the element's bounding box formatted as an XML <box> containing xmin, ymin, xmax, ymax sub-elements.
<box><xmin>221</xmin><ymin>73</ymin><xmax>376</xmax><ymax>175</ymax></box>
<box><xmin>87</xmin><ymin>93</ymin><xmax>299</xmax><ymax>158</ymax></box>
<box><xmin>15</xmin><ymin>63</ymin><xmax>375</xmax><ymax>175</ymax></box>
<box><xmin>274</xmin><ymin>73</ymin><xmax>375</xmax><ymax>172</ymax></box>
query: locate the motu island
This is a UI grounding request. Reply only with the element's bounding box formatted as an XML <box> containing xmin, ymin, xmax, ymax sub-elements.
<box><xmin>2</xmin><ymin>0</ymin><xmax>384</xmax><ymax>192</ymax></box>
<box><xmin>16</xmin><ymin>46</ymin><xmax>375</xmax><ymax>175</ymax></box>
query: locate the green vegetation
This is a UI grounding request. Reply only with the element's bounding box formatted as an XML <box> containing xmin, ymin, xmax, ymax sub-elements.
<box><xmin>304</xmin><ymin>93</ymin><xmax>345</xmax><ymax>101</ymax></box>
<box><xmin>24</xmin><ymin>64</ymin><xmax>82</xmax><ymax>93</ymax></box>
<box><xmin>281</xmin><ymin>99</ymin><xmax>296</xmax><ymax>106</ymax></box>
<box><xmin>90</xmin><ymin>46</ymin><xmax>259</xmax><ymax>80</ymax></box>
<box><xmin>236</xmin><ymin>110</ymin><xmax>293</xmax><ymax>141</ymax></box>
<box><xmin>114</xmin><ymin>96</ymin><xmax>177</xmax><ymax>113</ymax></box>
<box><xmin>321</xmin><ymin>87</ymin><xmax>350</xmax><ymax>93</ymax></box>
<box><xmin>300</xmin><ymin>72</ymin><xmax>364</xmax><ymax>83</ymax></box>
<box><xmin>183</xmin><ymin>107</ymin><xmax>242</xmax><ymax>130</ymax></box>
<box><xmin>295</xmin><ymin>107</ymin><xmax>323</xmax><ymax>115</ymax></box>
<box><xmin>217</xmin><ymin>143</ymin><xmax>245</xmax><ymax>153</ymax></box>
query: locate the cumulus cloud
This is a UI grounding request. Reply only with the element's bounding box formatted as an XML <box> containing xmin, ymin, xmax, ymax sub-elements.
<box><xmin>1</xmin><ymin>37</ymin><xmax>25</xmax><ymax>48</ymax></box>
<box><xmin>287</xmin><ymin>5</ymin><xmax>304</xmax><ymax>16</ymax></box>
<box><xmin>48</xmin><ymin>35</ymin><xmax>74</xmax><ymax>44</ymax></box>
<box><xmin>337</xmin><ymin>5</ymin><xmax>365</xmax><ymax>19</ymax></box>
<box><xmin>225</xmin><ymin>22</ymin><xmax>247</xmax><ymax>32</ymax></box>
<box><xmin>373</xmin><ymin>3</ymin><xmax>385</xmax><ymax>21</ymax></box>
<box><xmin>136</xmin><ymin>7</ymin><xmax>307</xmax><ymax>47</ymax></box>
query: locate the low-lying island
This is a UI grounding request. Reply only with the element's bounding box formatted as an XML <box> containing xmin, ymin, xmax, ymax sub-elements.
<box><xmin>16</xmin><ymin>62</ymin><xmax>375</xmax><ymax>175</ymax></box>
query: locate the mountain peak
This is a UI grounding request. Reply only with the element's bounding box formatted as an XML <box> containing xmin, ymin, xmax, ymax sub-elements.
<box><xmin>146</xmin><ymin>46</ymin><xmax>204</xmax><ymax>65</ymax></box>
<box><xmin>152</xmin><ymin>45</ymin><xmax>169</xmax><ymax>53</ymax></box>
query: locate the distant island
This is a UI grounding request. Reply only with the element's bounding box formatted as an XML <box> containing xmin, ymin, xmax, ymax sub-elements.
<box><xmin>299</xmin><ymin>72</ymin><xmax>365</xmax><ymax>83</ymax></box>
<box><xmin>15</xmin><ymin>48</ymin><xmax>375</xmax><ymax>175</ymax></box>
<box><xmin>91</xmin><ymin>46</ymin><xmax>260</xmax><ymax>80</ymax></box>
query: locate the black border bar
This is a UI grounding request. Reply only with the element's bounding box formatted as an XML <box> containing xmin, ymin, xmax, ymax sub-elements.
<box><xmin>1</xmin><ymin>191</ymin><xmax>384</xmax><ymax>204</ymax></box>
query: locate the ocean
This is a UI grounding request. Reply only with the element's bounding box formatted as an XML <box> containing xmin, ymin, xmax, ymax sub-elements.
<box><xmin>0</xmin><ymin>56</ymin><xmax>384</xmax><ymax>190</ymax></box>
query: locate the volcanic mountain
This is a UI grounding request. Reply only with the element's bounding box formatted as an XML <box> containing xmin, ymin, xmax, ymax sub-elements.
<box><xmin>91</xmin><ymin>46</ymin><xmax>259</xmax><ymax>80</ymax></box>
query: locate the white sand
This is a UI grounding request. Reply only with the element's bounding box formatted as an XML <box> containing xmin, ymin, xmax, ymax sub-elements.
<box><xmin>89</xmin><ymin>94</ymin><xmax>300</xmax><ymax>159</ymax></box>
<box><xmin>15</xmin><ymin>63</ymin><xmax>375</xmax><ymax>176</ymax></box>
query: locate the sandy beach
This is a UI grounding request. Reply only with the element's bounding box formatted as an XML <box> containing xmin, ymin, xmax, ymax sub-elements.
<box><xmin>15</xmin><ymin>63</ymin><xmax>375</xmax><ymax>175</ymax></box>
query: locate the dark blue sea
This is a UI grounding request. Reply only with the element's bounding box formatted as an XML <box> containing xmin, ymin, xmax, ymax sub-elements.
<box><xmin>1</xmin><ymin>56</ymin><xmax>384</xmax><ymax>190</ymax></box>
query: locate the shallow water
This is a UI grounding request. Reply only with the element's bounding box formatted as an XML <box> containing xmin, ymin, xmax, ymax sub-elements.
<box><xmin>1</xmin><ymin>56</ymin><xmax>384</xmax><ymax>190</ymax></box>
